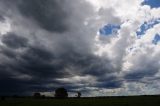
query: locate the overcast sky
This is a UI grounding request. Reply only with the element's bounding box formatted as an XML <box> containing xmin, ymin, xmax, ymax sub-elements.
<box><xmin>0</xmin><ymin>0</ymin><xmax>160</xmax><ymax>97</ymax></box>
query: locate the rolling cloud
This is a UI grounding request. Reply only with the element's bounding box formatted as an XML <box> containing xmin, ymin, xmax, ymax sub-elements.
<box><xmin>0</xmin><ymin>0</ymin><xmax>160</xmax><ymax>96</ymax></box>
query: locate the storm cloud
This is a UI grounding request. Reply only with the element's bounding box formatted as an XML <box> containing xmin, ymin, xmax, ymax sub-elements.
<box><xmin>0</xmin><ymin>0</ymin><xmax>160</xmax><ymax>96</ymax></box>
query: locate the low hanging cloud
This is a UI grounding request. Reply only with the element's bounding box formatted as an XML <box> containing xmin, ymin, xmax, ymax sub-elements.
<box><xmin>2</xmin><ymin>32</ymin><xmax>28</xmax><ymax>49</ymax></box>
<box><xmin>0</xmin><ymin>0</ymin><xmax>160</xmax><ymax>96</ymax></box>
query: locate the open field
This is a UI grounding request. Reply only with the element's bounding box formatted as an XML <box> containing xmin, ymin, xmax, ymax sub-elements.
<box><xmin>0</xmin><ymin>96</ymin><xmax>160</xmax><ymax>106</ymax></box>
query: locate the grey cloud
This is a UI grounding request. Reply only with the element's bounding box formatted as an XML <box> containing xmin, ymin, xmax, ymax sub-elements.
<box><xmin>0</xmin><ymin>15</ymin><xmax>5</xmax><ymax>21</ymax></box>
<box><xmin>98</xmin><ymin>7</ymin><xmax>121</xmax><ymax>24</ymax></box>
<box><xmin>124</xmin><ymin>52</ymin><xmax>160</xmax><ymax>82</ymax></box>
<box><xmin>0</xmin><ymin>0</ymin><xmax>97</xmax><ymax>95</ymax></box>
<box><xmin>0</xmin><ymin>0</ymin><xmax>122</xmax><ymax>96</ymax></box>
<box><xmin>0</xmin><ymin>40</ymin><xmax>120</xmax><ymax>95</ymax></box>
<box><xmin>2</xmin><ymin>32</ymin><xmax>28</xmax><ymax>49</ymax></box>
<box><xmin>17</xmin><ymin>0</ymin><xmax>69</xmax><ymax>33</ymax></box>
<box><xmin>124</xmin><ymin>69</ymin><xmax>159</xmax><ymax>81</ymax></box>
<box><xmin>1</xmin><ymin>0</ymin><xmax>156</xmax><ymax>96</ymax></box>
<box><xmin>0</xmin><ymin>46</ymin><xmax>17</xmax><ymax>58</ymax></box>
<box><xmin>96</xmin><ymin>81</ymin><xmax>122</xmax><ymax>89</ymax></box>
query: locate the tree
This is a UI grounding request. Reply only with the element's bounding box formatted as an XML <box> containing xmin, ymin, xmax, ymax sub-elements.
<box><xmin>1</xmin><ymin>96</ymin><xmax>5</xmax><ymax>101</ymax></box>
<box><xmin>77</xmin><ymin>91</ymin><xmax>81</xmax><ymax>98</ymax></box>
<box><xmin>33</xmin><ymin>92</ymin><xmax>41</xmax><ymax>98</ymax></box>
<box><xmin>54</xmin><ymin>87</ymin><xmax>68</xmax><ymax>98</ymax></box>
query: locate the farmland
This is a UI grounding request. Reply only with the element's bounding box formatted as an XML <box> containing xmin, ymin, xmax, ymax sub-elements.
<box><xmin>0</xmin><ymin>95</ymin><xmax>160</xmax><ymax>106</ymax></box>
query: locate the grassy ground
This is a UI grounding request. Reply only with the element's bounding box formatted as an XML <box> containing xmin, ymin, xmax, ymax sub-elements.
<box><xmin>0</xmin><ymin>96</ymin><xmax>160</xmax><ymax>106</ymax></box>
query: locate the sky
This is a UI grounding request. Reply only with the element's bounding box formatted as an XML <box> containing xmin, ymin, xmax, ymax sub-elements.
<box><xmin>0</xmin><ymin>0</ymin><xmax>160</xmax><ymax>97</ymax></box>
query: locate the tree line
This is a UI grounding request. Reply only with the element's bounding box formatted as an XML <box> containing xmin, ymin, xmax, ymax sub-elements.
<box><xmin>33</xmin><ymin>87</ymin><xmax>81</xmax><ymax>98</ymax></box>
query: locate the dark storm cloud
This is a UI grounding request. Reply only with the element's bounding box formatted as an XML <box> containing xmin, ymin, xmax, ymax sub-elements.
<box><xmin>0</xmin><ymin>46</ymin><xmax>17</xmax><ymax>58</ymax></box>
<box><xmin>0</xmin><ymin>45</ymin><xmax>69</xmax><ymax>79</ymax></box>
<box><xmin>0</xmin><ymin>41</ymin><xmax>120</xmax><ymax>95</ymax></box>
<box><xmin>0</xmin><ymin>15</ymin><xmax>5</xmax><ymax>21</ymax></box>
<box><xmin>0</xmin><ymin>76</ymin><xmax>60</xmax><ymax>95</ymax></box>
<box><xmin>20</xmin><ymin>48</ymin><xmax>112</xmax><ymax>79</ymax></box>
<box><xmin>124</xmin><ymin>68</ymin><xmax>158</xmax><ymax>81</ymax></box>
<box><xmin>17</xmin><ymin>0</ymin><xmax>68</xmax><ymax>32</ymax></box>
<box><xmin>18</xmin><ymin>46</ymin><xmax>69</xmax><ymax>78</ymax></box>
<box><xmin>54</xmin><ymin>50</ymin><xmax>115</xmax><ymax>78</ymax></box>
<box><xmin>0</xmin><ymin>78</ymin><xmax>27</xmax><ymax>95</ymax></box>
<box><xmin>2</xmin><ymin>32</ymin><xmax>28</xmax><ymax>49</ymax></box>
<box><xmin>97</xmin><ymin>81</ymin><xmax>122</xmax><ymax>89</ymax></box>
<box><xmin>0</xmin><ymin>0</ymin><xmax>123</xmax><ymax>96</ymax></box>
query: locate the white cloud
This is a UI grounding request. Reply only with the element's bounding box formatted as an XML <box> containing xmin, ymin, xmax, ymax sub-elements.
<box><xmin>0</xmin><ymin>18</ymin><xmax>11</xmax><ymax>35</ymax></box>
<box><xmin>86</xmin><ymin>0</ymin><xmax>160</xmax><ymax>96</ymax></box>
<box><xmin>55</xmin><ymin>75</ymin><xmax>96</xmax><ymax>84</ymax></box>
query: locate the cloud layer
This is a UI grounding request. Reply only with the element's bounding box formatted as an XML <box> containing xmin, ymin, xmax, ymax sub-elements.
<box><xmin>0</xmin><ymin>0</ymin><xmax>160</xmax><ymax>96</ymax></box>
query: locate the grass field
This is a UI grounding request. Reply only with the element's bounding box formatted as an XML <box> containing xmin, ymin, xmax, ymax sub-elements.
<box><xmin>0</xmin><ymin>96</ymin><xmax>160</xmax><ymax>106</ymax></box>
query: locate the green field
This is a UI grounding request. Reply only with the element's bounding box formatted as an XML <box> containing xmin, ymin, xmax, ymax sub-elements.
<box><xmin>0</xmin><ymin>96</ymin><xmax>160</xmax><ymax>106</ymax></box>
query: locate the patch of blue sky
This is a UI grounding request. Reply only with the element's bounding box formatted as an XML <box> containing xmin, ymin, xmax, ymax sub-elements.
<box><xmin>152</xmin><ymin>34</ymin><xmax>160</xmax><ymax>45</ymax></box>
<box><xmin>136</xmin><ymin>18</ymin><xmax>160</xmax><ymax>38</ymax></box>
<box><xmin>99</xmin><ymin>24</ymin><xmax>120</xmax><ymax>36</ymax></box>
<box><xmin>142</xmin><ymin>0</ymin><xmax>160</xmax><ymax>8</ymax></box>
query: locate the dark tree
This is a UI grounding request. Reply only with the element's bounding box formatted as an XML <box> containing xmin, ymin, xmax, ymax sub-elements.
<box><xmin>55</xmin><ymin>87</ymin><xmax>68</xmax><ymax>98</ymax></box>
<box><xmin>77</xmin><ymin>92</ymin><xmax>81</xmax><ymax>98</ymax></box>
<box><xmin>33</xmin><ymin>92</ymin><xmax>41</xmax><ymax>98</ymax></box>
<box><xmin>1</xmin><ymin>96</ymin><xmax>6</xmax><ymax>101</ymax></box>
